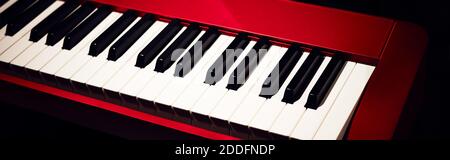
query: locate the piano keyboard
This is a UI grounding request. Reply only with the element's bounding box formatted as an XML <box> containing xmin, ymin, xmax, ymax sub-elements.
<box><xmin>0</xmin><ymin>0</ymin><xmax>376</xmax><ymax>140</ymax></box>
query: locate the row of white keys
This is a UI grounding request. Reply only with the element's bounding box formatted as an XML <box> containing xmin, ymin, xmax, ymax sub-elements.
<box><xmin>228</xmin><ymin>52</ymin><xmax>310</xmax><ymax>138</ymax></box>
<box><xmin>269</xmin><ymin>57</ymin><xmax>348</xmax><ymax>139</ymax></box>
<box><xmin>170</xmin><ymin>35</ymin><xmax>235</xmax><ymax>118</ymax></box>
<box><xmin>10</xmin><ymin>36</ymin><xmax>46</xmax><ymax>68</ymax></box>
<box><xmin>68</xmin><ymin>17</ymin><xmax>141</xmax><ymax>87</ymax></box>
<box><xmin>39</xmin><ymin>12</ymin><xmax>122</xmax><ymax>79</ymax></box>
<box><xmin>135</xmin><ymin>27</ymin><xmax>191</xmax><ymax>104</ymax></box>
<box><xmin>0</xmin><ymin>0</ymin><xmax>18</xmax><ymax>40</ymax></box>
<box><xmin>312</xmin><ymin>64</ymin><xmax>375</xmax><ymax>140</ymax></box>
<box><xmin>88</xmin><ymin>20</ymin><xmax>167</xmax><ymax>96</ymax></box>
<box><xmin>0</xmin><ymin>31</ymin><xmax>33</xmax><ymax>63</ymax></box>
<box><xmin>209</xmin><ymin>46</ymin><xmax>285</xmax><ymax>127</ymax></box>
<box><xmin>249</xmin><ymin>55</ymin><xmax>331</xmax><ymax>139</ymax></box>
<box><xmin>285</xmin><ymin>61</ymin><xmax>356</xmax><ymax>140</ymax></box>
<box><xmin>189</xmin><ymin>41</ymin><xmax>257</xmax><ymax>124</ymax></box>
<box><xmin>0</xmin><ymin>1</ymin><xmax>62</xmax><ymax>58</ymax></box>
<box><xmin>153</xmin><ymin>30</ymin><xmax>210</xmax><ymax>111</ymax></box>
<box><xmin>25</xmin><ymin>7</ymin><xmax>98</xmax><ymax>74</ymax></box>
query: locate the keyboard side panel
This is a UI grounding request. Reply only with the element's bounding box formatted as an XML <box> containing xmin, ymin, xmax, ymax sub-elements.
<box><xmin>348</xmin><ymin>21</ymin><xmax>428</xmax><ymax>140</ymax></box>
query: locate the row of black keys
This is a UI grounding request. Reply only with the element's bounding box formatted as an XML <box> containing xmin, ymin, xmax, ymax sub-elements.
<box><xmin>0</xmin><ymin>0</ymin><xmax>346</xmax><ymax>109</ymax></box>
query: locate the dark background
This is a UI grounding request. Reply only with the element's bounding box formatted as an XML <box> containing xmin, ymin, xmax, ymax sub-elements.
<box><xmin>1</xmin><ymin>0</ymin><xmax>449</xmax><ymax>140</ymax></box>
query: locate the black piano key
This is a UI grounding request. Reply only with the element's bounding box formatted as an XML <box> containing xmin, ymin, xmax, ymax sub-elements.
<box><xmin>174</xmin><ymin>27</ymin><xmax>220</xmax><ymax>77</ymax></box>
<box><xmin>226</xmin><ymin>38</ymin><xmax>272</xmax><ymax>90</ymax></box>
<box><xmin>282</xmin><ymin>50</ymin><xmax>324</xmax><ymax>104</ymax></box>
<box><xmin>0</xmin><ymin>0</ymin><xmax>37</xmax><ymax>29</ymax></box>
<box><xmin>63</xmin><ymin>5</ymin><xmax>112</xmax><ymax>50</ymax></box>
<box><xmin>135</xmin><ymin>19</ymin><xmax>183</xmax><ymax>68</ymax></box>
<box><xmin>305</xmin><ymin>56</ymin><xmax>346</xmax><ymax>109</ymax></box>
<box><xmin>204</xmin><ymin>33</ymin><xmax>249</xmax><ymax>85</ymax></box>
<box><xmin>154</xmin><ymin>23</ymin><xmax>201</xmax><ymax>73</ymax></box>
<box><xmin>5</xmin><ymin>0</ymin><xmax>54</xmax><ymax>36</ymax></box>
<box><xmin>46</xmin><ymin>2</ymin><xmax>96</xmax><ymax>46</ymax></box>
<box><xmin>29</xmin><ymin>0</ymin><xmax>79</xmax><ymax>42</ymax></box>
<box><xmin>107</xmin><ymin>14</ymin><xmax>155</xmax><ymax>61</ymax></box>
<box><xmin>89</xmin><ymin>10</ymin><xmax>137</xmax><ymax>56</ymax></box>
<box><xmin>260</xmin><ymin>45</ymin><xmax>303</xmax><ymax>98</ymax></box>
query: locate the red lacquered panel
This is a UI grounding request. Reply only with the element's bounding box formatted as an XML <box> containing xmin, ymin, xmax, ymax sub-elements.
<box><xmin>348</xmin><ymin>21</ymin><xmax>428</xmax><ymax>140</ymax></box>
<box><xmin>93</xmin><ymin>0</ymin><xmax>393</xmax><ymax>61</ymax></box>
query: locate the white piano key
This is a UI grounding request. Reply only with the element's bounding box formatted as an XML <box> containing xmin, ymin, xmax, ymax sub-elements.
<box><xmin>137</xmin><ymin>71</ymin><xmax>173</xmax><ymax>103</ymax></box>
<box><xmin>70</xmin><ymin>17</ymin><xmax>141</xmax><ymax>84</ymax></box>
<box><xmin>268</xmin><ymin>56</ymin><xmax>332</xmax><ymax>138</ymax></box>
<box><xmin>88</xmin><ymin>61</ymin><xmax>127</xmax><ymax>88</ymax></box>
<box><xmin>88</xmin><ymin>20</ymin><xmax>166</xmax><ymax>89</ymax></box>
<box><xmin>154</xmin><ymin>30</ymin><xmax>209</xmax><ymax>107</ymax></box>
<box><xmin>192</xmin><ymin>85</ymin><xmax>228</xmax><ymax>115</ymax></box>
<box><xmin>210</xmin><ymin>46</ymin><xmax>285</xmax><ymax>124</ymax></box>
<box><xmin>230</xmin><ymin>52</ymin><xmax>310</xmax><ymax>128</ymax></box>
<box><xmin>70</xmin><ymin>52</ymin><xmax>107</xmax><ymax>83</ymax></box>
<box><xmin>39</xmin><ymin>12</ymin><xmax>121</xmax><ymax>76</ymax></box>
<box><xmin>0</xmin><ymin>33</ymin><xmax>32</xmax><ymax>63</ymax></box>
<box><xmin>169</xmin><ymin>35</ymin><xmax>235</xmax><ymax>113</ymax></box>
<box><xmin>55</xmin><ymin>46</ymin><xmax>91</xmax><ymax>79</ymax></box>
<box><xmin>25</xmin><ymin>40</ymin><xmax>63</xmax><ymax>71</ymax></box>
<box><xmin>185</xmin><ymin>35</ymin><xmax>235</xmax><ymax>85</ymax></box>
<box><xmin>0</xmin><ymin>27</ymin><xmax>5</xmax><ymax>40</ymax></box>
<box><xmin>190</xmin><ymin>41</ymin><xmax>257</xmax><ymax>117</ymax></box>
<box><xmin>10</xmin><ymin>38</ymin><xmax>47</xmax><ymax>67</ymax></box>
<box><xmin>116</xmin><ymin>27</ymin><xmax>186</xmax><ymax>102</ymax></box>
<box><xmin>55</xmin><ymin>13</ymin><xmax>129</xmax><ymax>80</ymax></box>
<box><xmin>0</xmin><ymin>1</ymin><xmax>62</xmax><ymax>55</ymax></box>
<box><xmin>230</xmin><ymin>95</ymin><xmax>266</xmax><ymax>127</ymax></box>
<box><xmin>102</xmin><ymin>64</ymin><xmax>140</xmax><ymax>93</ymax></box>
<box><xmin>119</xmin><ymin>22</ymin><xmax>178</xmax><ymax>98</ymax></box>
<box><xmin>313</xmin><ymin>63</ymin><xmax>375</xmax><ymax>140</ymax></box>
<box><xmin>119</xmin><ymin>67</ymin><xmax>156</xmax><ymax>97</ymax></box>
<box><xmin>288</xmin><ymin>61</ymin><xmax>355</xmax><ymax>140</ymax></box>
<box><xmin>0</xmin><ymin>0</ymin><xmax>17</xmax><ymax>13</ymax></box>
